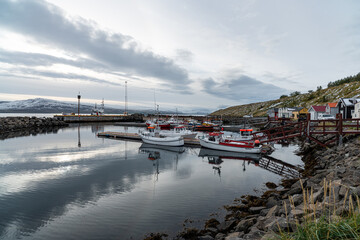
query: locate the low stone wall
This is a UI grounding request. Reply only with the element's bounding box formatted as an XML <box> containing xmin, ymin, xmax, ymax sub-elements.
<box><xmin>0</xmin><ymin>117</ymin><xmax>69</xmax><ymax>136</ymax></box>
<box><xmin>175</xmin><ymin>135</ymin><xmax>360</xmax><ymax>240</ymax></box>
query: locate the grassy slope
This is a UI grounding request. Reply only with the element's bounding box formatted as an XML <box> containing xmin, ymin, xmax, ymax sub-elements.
<box><xmin>211</xmin><ymin>82</ymin><xmax>360</xmax><ymax>116</ymax></box>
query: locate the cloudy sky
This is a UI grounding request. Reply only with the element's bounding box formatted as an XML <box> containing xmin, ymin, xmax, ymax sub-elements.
<box><xmin>0</xmin><ymin>0</ymin><xmax>359</xmax><ymax>112</ymax></box>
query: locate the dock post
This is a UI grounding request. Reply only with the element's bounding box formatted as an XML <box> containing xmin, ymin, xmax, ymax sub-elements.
<box><xmin>306</xmin><ymin>113</ymin><xmax>310</xmax><ymax>142</ymax></box>
<box><xmin>337</xmin><ymin>113</ymin><xmax>343</xmax><ymax>146</ymax></box>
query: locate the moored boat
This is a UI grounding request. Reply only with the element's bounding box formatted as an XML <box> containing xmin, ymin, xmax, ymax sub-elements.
<box><xmin>145</xmin><ymin>119</ymin><xmax>171</xmax><ymax>129</ymax></box>
<box><xmin>199</xmin><ymin>132</ymin><xmax>261</xmax><ymax>153</ymax></box>
<box><xmin>160</xmin><ymin>125</ymin><xmax>197</xmax><ymax>139</ymax></box>
<box><xmin>140</xmin><ymin>126</ymin><xmax>184</xmax><ymax>146</ymax></box>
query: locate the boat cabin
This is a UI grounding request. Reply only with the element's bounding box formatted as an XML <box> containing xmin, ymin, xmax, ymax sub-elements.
<box><xmin>240</xmin><ymin>128</ymin><xmax>253</xmax><ymax>137</ymax></box>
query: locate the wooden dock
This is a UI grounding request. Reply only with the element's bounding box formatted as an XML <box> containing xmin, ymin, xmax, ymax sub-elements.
<box><xmin>97</xmin><ymin>131</ymin><xmax>200</xmax><ymax>146</ymax></box>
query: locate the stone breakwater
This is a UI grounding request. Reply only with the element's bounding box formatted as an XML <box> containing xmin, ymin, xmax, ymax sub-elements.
<box><xmin>174</xmin><ymin>135</ymin><xmax>360</xmax><ymax>240</ymax></box>
<box><xmin>0</xmin><ymin>117</ymin><xmax>68</xmax><ymax>139</ymax></box>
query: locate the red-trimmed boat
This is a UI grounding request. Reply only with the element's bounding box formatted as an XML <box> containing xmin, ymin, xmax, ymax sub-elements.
<box><xmin>145</xmin><ymin>119</ymin><xmax>171</xmax><ymax>130</ymax></box>
<box><xmin>199</xmin><ymin>132</ymin><xmax>261</xmax><ymax>153</ymax></box>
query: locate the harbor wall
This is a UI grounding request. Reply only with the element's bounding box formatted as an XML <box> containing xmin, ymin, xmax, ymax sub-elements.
<box><xmin>54</xmin><ymin>114</ymin><xmax>143</xmax><ymax>123</ymax></box>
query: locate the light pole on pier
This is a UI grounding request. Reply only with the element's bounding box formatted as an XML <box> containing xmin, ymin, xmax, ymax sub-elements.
<box><xmin>77</xmin><ymin>92</ymin><xmax>81</xmax><ymax>119</ymax></box>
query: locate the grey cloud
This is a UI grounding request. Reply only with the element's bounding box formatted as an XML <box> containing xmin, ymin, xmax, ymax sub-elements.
<box><xmin>0</xmin><ymin>0</ymin><xmax>191</xmax><ymax>91</ymax></box>
<box><xmin>0</xmin><ymin>68</ymin><xmax>121</xmax><ymax>87</ymax></box>
<box><xmin>202</xmin><ymin>75</ymin><xmax>286</xmax><ymax>101</ymax></box>
<box><xmin>0</xmin><ymin>49</ymin><xmax>107</xmax><ymax>70</ymax></box>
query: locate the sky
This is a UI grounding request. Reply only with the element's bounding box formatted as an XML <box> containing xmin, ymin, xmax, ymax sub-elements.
<box><xmin>0</xmin><ymin>0</ymin><xmax>359</xmax><ymax>113</ymax></box>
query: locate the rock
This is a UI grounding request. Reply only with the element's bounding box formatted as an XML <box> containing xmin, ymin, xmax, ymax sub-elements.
<box><xmin>291</xmin><ymin>194</ymin><xmax>303</xmax><ymax>206</ymax></box>
<box><xmin>243</xmin><ymin>226</ymin><xmax>265</xmax><ymax>239</ymax></box>
<box><xmin>205</xmin><ymin>218</ymin><xmax>220</xmax><ymax>229</ymax></box>
<box><xmin>265</xmin><ymin>196</ymin><xmax>279</xmax><ymax>208</ymax></box>
<box><xmin>249</xmin><ymin>207</ymin><xmax>266</xmax><ymax>214</ymax></box>
<box><xmin>290</xmin><ymin>209</ymin><xmax>304</xmax><ymax>218</ymax></box>
<box><xmin>266</xmin><ymin>205</ymin><xmax>278</xmax><ymax>218</ymax></box>
<box><xmin>265</xmin><ymin>182</ymin><xmax>277</xmax><ymax>189</ymax></box>
<box><xmin>225</xmin><ymin>232</ymin><xmax>244</xmax><ymax>240</ymax></box>
<box><xmin>215</xmin><ymin>233</ymin><xmax>226</xmax><ymax>240</ymax></box>
<box><xmin>278</xmin><ymin>200</ymin><xmax>291</xmax><ymax>216</ymax></box>
<box><xmin>265</xmin><ymin>217</ymin><xmax>291</xmax><ymax>233</ymax></box>
<box><xmin>287</xmin><ymin>186</ymin><xmax>302</xmax><ymax>195</ymax></box>
<box><xmin>260</xmin><ymin>232</ymin><xmax>278</xmax><ymax>240</ymax></box>
<box><xmin>199</xmin><ymin>235</ymin><xmax>215</xmax><ymax>240</ymax></box>
<box><xmin>234</xmin><ymin>218</ymin><xmax>257</xmax><ymax>232</ymax></box>
<box><xmin>339</xmin><ymin>185</ymin><xmax>349</xmax><ymax>197</ymax></box>
<box><xmin>217</xmin><ymin>220</ymin><xmax>237</xmax><ymax>232</ymax></box>
<box><xmin>254</xmin><ymin>216</ymin><xmax>275</xmax><ymax>231</ymax></box>
<box><xmin>259</xmin><ymin>208</ymin><xmax>270</xmax><ymax>216</ymax></box>
<box><xmin>312</xmin><ymin>188</ymin><xmax>324</xmax><ymax>202</ymax></box>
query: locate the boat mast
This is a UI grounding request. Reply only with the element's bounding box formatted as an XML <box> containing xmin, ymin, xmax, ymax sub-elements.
<box><xmin>124</xmin><ymin>81</ymin><xmax>128</xmax><ymax>115</ymax></box>
<box><xmin>101</xmin><ymin>98</ymin><xmax>104</xmax><ymax>114</ymax></box>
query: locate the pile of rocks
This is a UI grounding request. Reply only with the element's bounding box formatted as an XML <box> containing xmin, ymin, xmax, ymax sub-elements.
<box><xmin>0</xmin><ymin>117</ymin><xmax>68</xmax><ymax>135</ymax></box>
<box><xmin>176</xmin><ymin>135</ymin><xmax>360</xmax><ymax>240</ymax></box>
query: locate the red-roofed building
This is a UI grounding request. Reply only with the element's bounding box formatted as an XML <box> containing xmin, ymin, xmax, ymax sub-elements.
<box><xmin>308</xmin><ymin>105</ymin><xmax>326</xmax><ymax>120</ymax></box>
<box><xmin>326</xmin><ymin>102</ymin><xmax>339</xmax><ymax>116</ymax></box>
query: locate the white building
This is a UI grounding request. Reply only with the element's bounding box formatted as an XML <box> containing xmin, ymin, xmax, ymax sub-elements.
<box><xmin>353</xmin><ymin>102</ymin><xmax>360</xmax><ymax>118</ymax></box>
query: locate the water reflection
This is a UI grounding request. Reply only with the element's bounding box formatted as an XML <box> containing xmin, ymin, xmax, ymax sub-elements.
<box><xmin>0</xmin><ymin>124</ymin><xmax>303</xmax><ymax>240</ymax></box>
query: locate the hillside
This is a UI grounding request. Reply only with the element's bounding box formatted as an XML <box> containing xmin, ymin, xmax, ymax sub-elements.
<box><xmin>211</xmin><ymin>81</ymin><xmax>360</xmax><ymax>116</ymax></box>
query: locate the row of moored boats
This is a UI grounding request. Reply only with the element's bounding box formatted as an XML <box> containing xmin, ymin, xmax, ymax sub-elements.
<box><xmin>139</xmin><ymin>123</ymin><xmax>262</xmax><ymax>154</ymax></box>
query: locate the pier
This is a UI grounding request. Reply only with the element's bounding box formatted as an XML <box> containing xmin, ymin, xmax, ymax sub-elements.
<box><xmin>254</xmin><ymin>114</ymin><xmax>360</xmax><ymax>147</ymax></box>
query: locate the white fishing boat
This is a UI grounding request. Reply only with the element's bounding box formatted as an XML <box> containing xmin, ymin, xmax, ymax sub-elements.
<box><xmin>199</xmin><ymin>132</ymin><xmax>261</xmax><ymax>153</ymax></box>
<box><xmin>160</xmin><ymin>125</ymin><xmax>197</xmax><ymax>139</ymax></box>
<box><xmin>140</xmin><ymin>126</ymin><xmax>184</xmax><ymax>146</ymax></box>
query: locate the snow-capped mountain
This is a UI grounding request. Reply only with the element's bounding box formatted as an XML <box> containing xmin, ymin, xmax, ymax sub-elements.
<box><xmin>0</xmin><ymin>98</ymin><xmax>105</xmax><ymax>113</ymax></box>
<box><xmin>0</xmin><ymin>98</ymin><xmax>211</xmax><ymax>115</ymax></box>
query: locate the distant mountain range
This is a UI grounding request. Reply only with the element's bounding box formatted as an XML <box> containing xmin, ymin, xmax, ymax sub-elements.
<box><xmin>0</xmin><ymin>98</ymin><xmax>209</xmax><ymax>115</ymax></box>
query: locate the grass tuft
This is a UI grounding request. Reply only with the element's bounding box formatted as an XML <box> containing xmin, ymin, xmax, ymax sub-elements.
<box><xmin>275</xmin><ymin>179</ymin><xmax>360</xmax><ymax>240</ymax></box>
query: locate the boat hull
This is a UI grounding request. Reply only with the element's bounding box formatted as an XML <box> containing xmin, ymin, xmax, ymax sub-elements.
<box><xmin>141</xmin><ymin>135</ymin><xmax>184</xmax><ymax>146</ymax></box>
<box><xmin>160</xmin><ymin>132</ymin><xmax>197</xmax><ymax>139</ymax></box>
<box><xmin>199</xmin><ymin>138</ymin><xmax>261</xmax><ymax>153</ymax></box>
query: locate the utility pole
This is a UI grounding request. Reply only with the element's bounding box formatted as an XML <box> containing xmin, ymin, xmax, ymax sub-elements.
<box><xmin>125</xmin><ymin>81</ymin><xmax>128</xmax><ymax>115</ymax></box>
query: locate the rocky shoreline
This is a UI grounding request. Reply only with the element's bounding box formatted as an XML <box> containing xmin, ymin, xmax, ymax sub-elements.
<box><xmin>163</xmin><ymin>135</ymin><xmax>360</xmax><ymax>240</ymax></box>
<box><xmin>0</xmin><ymin>117</ymin><xmax>69</xmax><ymax>140</ymax></box>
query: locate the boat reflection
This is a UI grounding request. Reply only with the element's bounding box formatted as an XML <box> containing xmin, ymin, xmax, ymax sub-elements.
<box><xmin>198</xmin><ymin>147</ymin><xmax>261</xmax><ymax>162</ymax></box>
<box><xmin>198</xmin><ymin>147</ymin><xmax>261</xmax><ymax>174</ymax></box>
<box><xmin>139</xmin><ymin>143</ymin><xmax>186</xmax><ymax>179</ymax></box>
<box><xmin>139</xmin><ymin>143</ymin><xmax>185</xmax><ymax>154</ymax></box>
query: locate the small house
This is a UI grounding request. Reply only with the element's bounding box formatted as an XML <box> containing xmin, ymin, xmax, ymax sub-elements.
<box><xmin>267</xmin><ymin>108</ymin><xmax>278</xmax><ymax>118</ymax></box>
<box><xmin>337</xmin><ymin>98</ymin><xmax>360</xmax><ymax>119</ymax></box>
<box><xmin>325</xmin><ymin>102</ymin><xmax>338</xmax><ymax>116</ymax></box>
<box><xmin>278</xmin><ymin>107</ymin><xmax>294</xmax><ymax>118</ymax></box>
<box><xmin>292</xmin><ymin>107</ymin><xmax>308</xmax><ymax>120</ymax></box>
<box><xmin>308</xmin><ymin>105</ymin><xmax>326</xmax><ymax>120</ymax></box>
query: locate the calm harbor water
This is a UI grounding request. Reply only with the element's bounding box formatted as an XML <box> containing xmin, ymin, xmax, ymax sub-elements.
<box><xmin>0</xmin><ymin>122</ymin><xmax>303</xmax><ymax>239</ymax></box>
